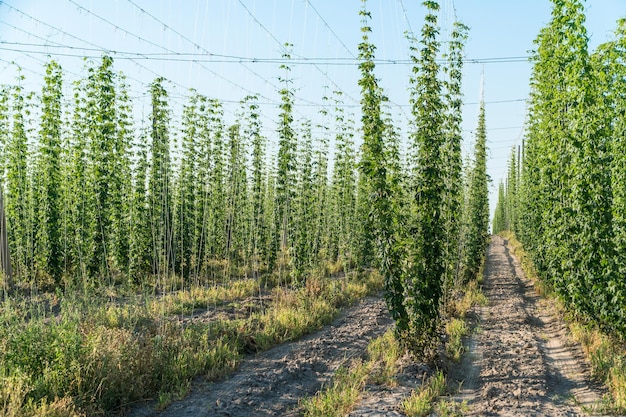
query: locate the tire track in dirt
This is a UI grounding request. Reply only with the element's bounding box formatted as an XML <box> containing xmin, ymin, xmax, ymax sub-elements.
<box><xmin>451</xmin><ymin>235</ymin><xmax>609</xmax><ymax>416</ymax></box>
<box><xmin>127</xmin><ymin>296</ymin><xmax>392</xmax><ymax>417</ymax></box>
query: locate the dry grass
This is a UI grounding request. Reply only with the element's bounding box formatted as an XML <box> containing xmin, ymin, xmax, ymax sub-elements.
<box><xmin>154</xmin><ymin>278</ymin><xmax>261</xmax><ymax>315</ymax></box>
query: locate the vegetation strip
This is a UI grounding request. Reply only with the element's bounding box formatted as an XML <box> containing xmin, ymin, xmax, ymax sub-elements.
<box><xmin>0</xmin><ymin>272</ymin><xmax>382</xmax><ymax>416</ymax></box>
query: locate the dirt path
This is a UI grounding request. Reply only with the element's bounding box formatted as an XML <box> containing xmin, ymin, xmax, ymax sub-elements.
<box><xmin>127</xmin><ymin>296</ymin><xmax>392</xmax><ymax>417</ymax></box>
<box><xmin>450</xmin><ymin>235</ymin><xmax>609</xmax><ymax>416</ymax></box>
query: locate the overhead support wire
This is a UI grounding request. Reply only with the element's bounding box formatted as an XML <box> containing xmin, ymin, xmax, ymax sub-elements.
<box><xmin>234</xmin><ymin>0</ymin><xmax>357</xmax><ymax>112</ymax></box>
<box><xmin>397</xmin><ymin>0</ymin><xmax>415</xmax><ymax>37</ymax></box>
<box><xmin>0</xmin><ymin>41</ymin><xmax>530</xmax><ymax>66</ymax></box>
<box><xmin>0</xmin><ymin>2</ymin><xmax>184</xmax><ymax>105</ymax></box>
<box><xmin>123</xmin><ymin>0</ymin><xmax>332</xmax><ymax>115</ymax></box>
<box><xmin>123</xmin><ymin>0</ymin><xmax>288</xmax><ymax>109</ymax></box>
<box><xmin>0</xmin><ymin>0</ymin><xmax>531</xmax><ymax>140</ymax></box>
<box><xmin>305</xmin><ymin>0</ymin><xmax>355</xmax><ymax>59</ymax></box>
<box><xmin>61</xmin><ymin>0</ymin><xmax>277</xmax><ymax>112</ymax></box>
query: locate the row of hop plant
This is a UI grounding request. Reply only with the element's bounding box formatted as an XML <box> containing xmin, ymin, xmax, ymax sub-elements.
<box><xmin>357</xmin><ymin>0</ymin><xmax>490</xmax><ymax>358</ymax></box>
<box><xmin>0</xmin><ymin>50</ymin><xmax>366</xmax><ymax>293</ymax></box>
<box><xmin>493</xmin><ymin>0</ymin><xmax>626</xmax><ymax>339</ymax></box>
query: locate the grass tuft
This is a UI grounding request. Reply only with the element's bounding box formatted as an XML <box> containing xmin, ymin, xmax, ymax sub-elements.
<box><xmin>402</xmin><ymin>370</ymin><xmax>446</xmax><ymax>417</ymax></box>
<box><xmin>301</xmin><ymin>361</ymin><xmax>369</xmax><ymax>417</ymax></box>
<box><xmin>367</xmin><ymin>330</ymin><xmax>401</xmax><ymax>386</ymax></box>
<box><xmin>434</xmin><ymin>397</ymin><xmax>468</xmax><ymax>416</ymax></box>
<box><xmin>445</xmin><ymin>318</ymin><xmax>469</xmax><ymax>362</ymax></box>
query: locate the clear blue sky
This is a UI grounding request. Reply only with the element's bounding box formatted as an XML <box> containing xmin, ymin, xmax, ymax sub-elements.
<box><xmin>0</xmin><ymin>0</ymin><xmax>624</xmax><ymax>219</ymax></box>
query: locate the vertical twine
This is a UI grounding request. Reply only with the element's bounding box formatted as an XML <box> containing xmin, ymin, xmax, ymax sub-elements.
<box><xmin>0</xmin><ymin>188</ymin><xmax>12</xmax><ymax>292</ymax></box>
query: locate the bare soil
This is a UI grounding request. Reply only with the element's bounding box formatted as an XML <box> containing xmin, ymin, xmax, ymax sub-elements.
<box><xmin>449</xmin><ymin>235</ymin><xmax>610</xmax><ymax>416</ymax></box>
<box><xmin>127</xmin><ymin>296</ymin><xmax>393</xmax><ymax>417</ymax></box>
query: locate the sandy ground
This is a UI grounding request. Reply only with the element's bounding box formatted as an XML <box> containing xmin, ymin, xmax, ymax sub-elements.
<box><xmin>449</xmin><ymin>235</ymin><xmax>610</xmax><ymax>416</ymax></box>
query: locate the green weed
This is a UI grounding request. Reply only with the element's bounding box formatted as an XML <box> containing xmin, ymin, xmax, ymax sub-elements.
<box><xmin>402</xmin><ymin>370</ymin><xmax>446</xmax><ymax>417</ymax></box>
<box><xmin>445</xmin><ymin>318</ymin><xmax>469</xmax><ymax>362</ymax></box>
